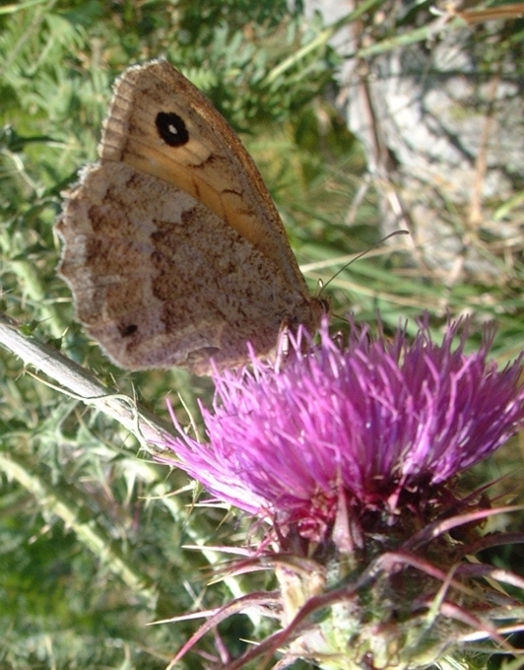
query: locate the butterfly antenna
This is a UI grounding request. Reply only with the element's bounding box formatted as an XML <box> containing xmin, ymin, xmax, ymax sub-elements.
<box><xmin>318</xmin><ymin>229</ymin><xmax>409</xmax><ymax>296</ymax></box>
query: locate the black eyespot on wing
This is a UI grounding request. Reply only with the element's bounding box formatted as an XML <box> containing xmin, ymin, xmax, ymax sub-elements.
<box><xmin>155</xmin><ymin>111</ymin><xmax>189</xmax><ymax>147</ymax></box>
<box><xmin>119</xmin><ymin>323</ymin><xmax>138</xmax><ymax>338</ymax></box>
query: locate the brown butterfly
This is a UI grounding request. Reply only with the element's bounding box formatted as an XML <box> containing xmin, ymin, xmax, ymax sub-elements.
<box><xmin>55</xmin><ymin>60</ymin><xmax>322</xmax><ymax>375</ymax></box>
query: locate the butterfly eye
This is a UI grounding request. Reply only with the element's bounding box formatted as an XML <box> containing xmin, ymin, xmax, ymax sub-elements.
<box><xmin>155</xmin><ymin>111</ymin><xmax>189</xmax><ymax>147</ymax></box>
<box><xmin>318</xmin><ymin>297</ymin><xmax>330</xmax><ymax>314</ymax></box>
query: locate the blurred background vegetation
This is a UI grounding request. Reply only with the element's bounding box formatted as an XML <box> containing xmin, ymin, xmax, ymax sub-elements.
<box><xmin>0</xmin><ymin>0</ymin><xmax>523</xmax><ymax>668</ymax></box>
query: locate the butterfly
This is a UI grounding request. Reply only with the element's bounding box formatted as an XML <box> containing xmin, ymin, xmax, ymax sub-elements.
<box><xmin>55</xmin><ymin>60</ymin><xmax>323</xmax><ymax>375</ymax></box>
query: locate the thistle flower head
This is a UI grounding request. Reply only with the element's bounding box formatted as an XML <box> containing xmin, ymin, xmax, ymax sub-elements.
<box><xmin>160</xmin><ymin>317</ymin><xmax>524</xmax><ymax>669</ymax></box>
<box><xmin>162</xmin><ymin>317</ymin><xmax>524</xmax><ymax>547</ymax></box>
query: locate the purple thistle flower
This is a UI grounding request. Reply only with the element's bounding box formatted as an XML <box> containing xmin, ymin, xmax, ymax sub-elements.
<box><xmin>160</xmin><ymin>317</ymin><xmax>524</xmax><ymax>545</ymax></box>
<box><xmin>160</xmin><ymin>317</ymin><xmax>524</xmax><ymax>670</ymax></box>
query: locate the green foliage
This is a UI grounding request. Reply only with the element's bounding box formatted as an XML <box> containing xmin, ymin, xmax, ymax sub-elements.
<box><xmin>0</xmin><ymin>1</ymin><xmax>523</xmax><ymax>669</ymax></box>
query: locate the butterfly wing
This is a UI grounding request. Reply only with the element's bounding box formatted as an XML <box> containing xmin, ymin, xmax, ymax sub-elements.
<box><xmin>57</xmin><ymin>162</ymin><xmax>319</xmax><ymax>374</ymax></box>
<box><xmin>56</xmin><ymin>61</ymin><xmax>322</xmax><ymax>374</ymax></box>
<box><xmin>100</xmin><ymin>60</ymin><xmax>310</xmax><ymax>295</ymax></box>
